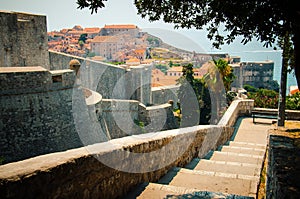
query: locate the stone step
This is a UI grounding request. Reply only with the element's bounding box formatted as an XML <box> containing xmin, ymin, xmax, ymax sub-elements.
<box><xmin>228</xmin><ymin>141</ymin><xmax>266</xmax><ymax>150</ymax></box>
<box><xmin>169</xmin><ymin>168</ymin><xmax>258</xmax><ymax>197</ymax></box>
<box><xmin>220</xmin><ymin>145</ymin><xmax>266</xmax><ymax>156</ymax></box>
<box><xmin>131</xmin><ymin>183</ymin><xmax>254</xmax><ymax>199</ymax></box>
<box><xmin>194</xmin><ymin>159</ymin><xmax>261</xmax><ymax>177</ymax></box>
<box><xmin>174</xmin><ymin>167</ymin><xmax>259</xmax><ymax>181</ymax></box>
<box><xmin>210</xmin><ymin>151</ymin><xmax>264</xmax><ymax>165</ymax></box>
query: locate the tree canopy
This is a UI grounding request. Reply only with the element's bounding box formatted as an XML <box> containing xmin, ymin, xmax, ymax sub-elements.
<box><xmin>77</xmin><ymin>0</ymin><xmax>300</xmax><ymax>88</ymax></box>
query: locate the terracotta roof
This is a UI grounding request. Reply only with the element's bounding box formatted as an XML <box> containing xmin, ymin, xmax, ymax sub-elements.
<box><xmin>291</xmin><ymin>89</ymin><xmax>299</xmax><ymax>95</ymax></box>
<box><xmin>104</xmin><ymin>24</ymin><xmax>137</xmax><ymax>29</ymax></box>
<box><xmin>134</xmin><ymin>49</ymin><xmax>146</xmax><ymax>54</ymax></box>
<box><xmin>84</xmin><ymin>27</ymin><xmax>101</xmax><ymax>32</ymax></box>
<box><xmin>68</xmin><ymin>30</ymin><xmax>87</xmax><ymax>35</ymax></box>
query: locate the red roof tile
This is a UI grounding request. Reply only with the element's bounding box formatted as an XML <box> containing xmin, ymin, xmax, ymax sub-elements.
<box><xmin>104</xmin><ymin>24</ymin><xmax>137</xmax><ymax>29</ymax></box>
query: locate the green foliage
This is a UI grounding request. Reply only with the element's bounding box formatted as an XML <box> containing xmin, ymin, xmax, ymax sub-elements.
<box><xmin>177</xmin><ymin>63</ymin><xmax>211</xmax><ymax>125</ymax></box>
<box><xmin>244</xmin><ymin>84</ymin><xmax>258</xmax><ymax>93</ymax></box>
<box><xmin>155</xmin><ymin>64</ymin><xmax>168</xmax><ymax>74</ymax></box>
<box><xmin>134</xmin><ymin>119</ymin><xmax>144</xmax><ymax>128</ymax></box>
<box><xmin>244</xmin><ymin>81</ymin><xmax>279</xmax><ymax>92</ymax></box>
<box><xmin>286</xmin><ymin>92</ymin><xmax>300</xmax><ymax>110</ymax></box>
<box><xmin>79</xmin><ymin>33</ymin><xmax>87</xmax><ymax>43</ymax></box>
<box><xmin>213</xmin><ymin>59</ymin><xmax>235</xmax><ymax>92</ymax></box>
<box><xmin>146</xmin><ymin>37</ymin><xmax>160</xmax><ymax>47</ymax></box>
<box><xmin>263</xmin><ymin>80</ymin><xmax>280</xmax><ymax>92</ymax></box>
<box><xmin>247</xmin><ymin>89</ymin><xmax>279</xmax><ymax>109</ymax></box>
<box><xmin>0</xmin><ymin>156</ymin><xmax>4</xmax><ymax>165</ymax></box>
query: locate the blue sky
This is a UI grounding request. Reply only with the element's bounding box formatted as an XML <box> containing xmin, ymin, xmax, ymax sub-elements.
<box><xmin>0</xmin><ymin>0</ymin><xmax>277</xmax><ymax>53</ymax></box>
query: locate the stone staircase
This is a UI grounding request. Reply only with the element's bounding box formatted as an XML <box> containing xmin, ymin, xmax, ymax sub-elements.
<box><xmin>125</xmin><ymin>118</ymin><xmax>272</xmax><ymax>199</ymax></box>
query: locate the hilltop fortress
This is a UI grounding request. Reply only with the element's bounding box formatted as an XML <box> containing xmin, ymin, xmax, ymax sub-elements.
<box><xmin>0</xmin><ymin>11</ymin><xmax>179</xmax><ymax>163</ymax></box>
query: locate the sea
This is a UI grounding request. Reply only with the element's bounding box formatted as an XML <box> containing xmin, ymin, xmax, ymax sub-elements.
<box><xmin>144</xmin><ymin>28</ymin><xmax>298</xmax><ymax>93</ymax></box>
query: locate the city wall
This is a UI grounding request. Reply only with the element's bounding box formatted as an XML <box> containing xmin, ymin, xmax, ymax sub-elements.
<box><xmin>0</xmin><ymin>11</ymin><xmax>49</xmax><ymax>69</ymax></box>
<box><xmin>0</xmin><ymin>67</ymin><xmax>86</xmax><ymax>163</ymax></box>
<box><xmin>49</xmin><ymin>50</ymin><xmax>152</xmax><ymax>105</ymax></box>
<box><xmin>151</xmin><ymin>85</ymin><xmax>180</xmax><ymax>108</ymax></box>
<box><xmin>0</xmin><ymin>100</ymin><xmax>253</xmax><ymax>199</ymax></box>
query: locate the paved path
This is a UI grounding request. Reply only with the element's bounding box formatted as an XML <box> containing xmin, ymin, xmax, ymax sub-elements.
<box><xmin>125</xmin><ymin>117</ymin><xmax>273</xmax><ymax>199</ymax></box>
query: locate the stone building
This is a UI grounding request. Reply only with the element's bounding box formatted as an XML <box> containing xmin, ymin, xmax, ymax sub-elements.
<box><xmin>230</xmin><ymin>60</ymin><xmax>274</xmax><ymax>89</ymax></box>
<box><xmin>99</xmin><ymin>24</ymin><xmax>140</xmax><ymax>38</ymax></box>
<box><xmin>90</xmin><ymin>36</ymin><xmax>124</xmax><ymax>59</ymax></box>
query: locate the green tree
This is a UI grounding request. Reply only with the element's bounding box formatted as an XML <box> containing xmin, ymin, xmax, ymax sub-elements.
<box><xmin>213</xmin><ymin>59</ymin><xmax>235</xmax><ymax>92</ymax></box>
<box><xmin>79</xmin><ymin>33</ymin><xmax>88</xmax><ymax>44</ymax></box>
<box><xmin>76</xmin><ymin>0</ymin><xmax>300</xmax><ymax>88</ymax></box>
<box><xmin>78</xmin><ymin>40</ymin><xmax>85</xmax><ymax>49</ymax></box>
<box><xmin>177</xmin><ymin>63</ymin><xmax>211</xmax><ymax>126</ymax></box>
<box><xmin>286</xmin><ymin>92</ymin><xmax>300</xmax><ymax>110</ymax></box>
<box><xmin>247</xmin><ymin>89</ymin><xmax>279</xmax><ymax>109</ymax></box>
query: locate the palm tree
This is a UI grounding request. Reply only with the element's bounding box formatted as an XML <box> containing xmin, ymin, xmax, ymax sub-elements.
<box><xmin>213</xmin><ymin>59</ymin><xmax>236</xmax><ymax>92</ymax></box>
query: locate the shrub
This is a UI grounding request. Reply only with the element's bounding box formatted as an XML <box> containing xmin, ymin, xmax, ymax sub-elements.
<box><xmin>247</xmin><ymin>89</ymin><xmax>279</xmax><ymax>108</ymax></box>
<box><xmin>286</xmin><ymin>92</ymin><xmax>300</xmax><ymax>110</ymax></box>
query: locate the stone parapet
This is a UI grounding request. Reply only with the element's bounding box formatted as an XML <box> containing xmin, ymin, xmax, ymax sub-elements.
<box><xmin>218</xmin><ymin>99</ymin><xmax>254</xmax><ymax>127</ymax></box>
<box><xmin>0</xmin><ymin>99</ymin><xmax>253</xmax><ymax>198</ymax></box>
<box><xmin>0</xmin><ymin>125</ymin><xmax>233</xmax><ymax>199</ymax></box>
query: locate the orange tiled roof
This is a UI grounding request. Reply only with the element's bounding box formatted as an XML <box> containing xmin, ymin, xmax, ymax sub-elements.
<box><xmin>84</xmin><ymin>27</ymin><xmax>101</xmax><ymax>32</ymax></box>
<box><xmin>135</xmin><ymin>49</ymin><xmax>146</xmax><ymax>54</ymax></box>
<box><xmin>68</xmin><ymin>30</ymin><xmax>87</xmax><ymax>35</ymax></box>
<box><xmin>291</xmin><ymin>89</ymin><xmax>299</xmax><ymax>95</ymax></box>
<box><xmin>104</xmin><ymin>24</ymin><xmax>137</xmax><ymax>29</ymax></box>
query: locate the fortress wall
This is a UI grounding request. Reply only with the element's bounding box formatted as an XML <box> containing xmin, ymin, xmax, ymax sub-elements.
<box><xmin>49</xmin><ymin>51</ymin><xmax>151</xmax><ymax>103</ymax></box>
<box><xmin>0</xmin><ymin>99</ymin><xmax>252</xmax><ymax>199</ymax></box>
<box><xmin>0</xmin><ymin>11</ymin><xmax>49</xmax><ymax>69</ymax></box>
<box><xmin>96</xmin><ymin>99</ymin><xmax>141</xmax><ymax>139</ymax></box>
<box><xmin>151</xmin><ymin>85</ymin><xmax>180</xmax><ymax>107</ymax></box>
<box><xmin>0</xmin><ymin>67</ymin><xmax>86</xmax><ymax>163</ymax></box>
<box><xmin>0</xmin><ymin>125</ymin><xmax>233</xmax><ymax>199</ymax></box>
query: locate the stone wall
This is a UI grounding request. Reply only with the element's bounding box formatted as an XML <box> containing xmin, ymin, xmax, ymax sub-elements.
<box><xmin>0</xmin><ymin>11</ymin><xmax>49</xmax><ymax>69</ymax></box>
<box><xmin>96</xmin><ymin>100</ymin><xmax>178</xmax><ymax>139</ymax></box>
<box><xmin>0</xmin><ymin>67</ymin><xmax>91</xmax><ymax>163</ymax></box>
<box><xmin>151</xmin><ymin>85</ymin><xmax>180</xmax><ymax>107</ymax></box>
<box><xmin>0</xmin><ymin>99</ymin><xmax>251</xmax><ymax>199</ymax></box>
<box><xmin>49</xmin><ymin>51</ymin><xmax>152</xmax><ymax>104</ymax></box>
<box><xmin>0</xmin><ymin>125</ymin><xmax>233</xmax><ymax>199</ymax></box>
<box><xmin>266</xmin><ymin>133</ymin><xmax>300</xmax><ymax>198</ymax></box>
<box><xmin>218</xmin><ymin>99</ymin><xmax>254</xmax><ymax>126</ymax></box>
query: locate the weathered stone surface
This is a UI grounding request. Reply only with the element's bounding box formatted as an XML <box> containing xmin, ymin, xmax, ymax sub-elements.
<box><xmin>0</xmin><ymin>125</ymin><xmax>234</xmax><ymax>199</ymax></box>
<box><xmin>267</xmin><ymin>133</ymin><xmax>300</xmax><ymax>199</ymax></box>
<box><xmin>0</xmin><ymin>11</ymin><xmax>49</xmax><ymax>69</ymax></box>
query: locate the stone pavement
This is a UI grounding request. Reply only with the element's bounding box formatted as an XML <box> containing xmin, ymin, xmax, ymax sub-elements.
<box><xmin>125</xmin><ymin>117</ymin><xmax>274</xmax><ymax>199</ymax></box>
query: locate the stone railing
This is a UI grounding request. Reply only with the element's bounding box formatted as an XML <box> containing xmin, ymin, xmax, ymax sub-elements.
<box><xmin>0</xmin><ymin>99</ymin><xmax>252</xmax><ymax>199</ymax></box>
<box><xmin>218</xmin><ymin>99</ymin><xmax>254</xmax><ymax>126</ymax></box>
